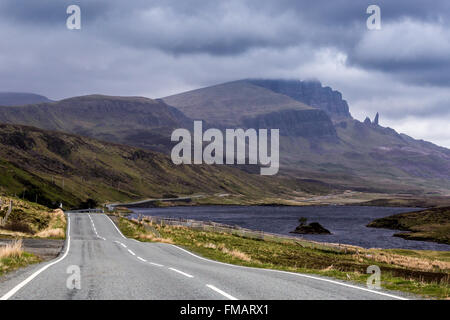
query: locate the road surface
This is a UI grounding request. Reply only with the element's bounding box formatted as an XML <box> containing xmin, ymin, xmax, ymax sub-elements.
<box><xmin>0</xmin><ymin>212</ymin><xmax>408</xmax><ymax>300</ymax></box>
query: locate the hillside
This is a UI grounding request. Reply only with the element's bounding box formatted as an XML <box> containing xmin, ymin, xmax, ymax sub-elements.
<box><xmin>163</xmin><ymin>79</ymin><xmax>450</xmax><ymax>194</ymax></box>
<box><xmin>0</xmin><ymin>123</ymin><xmax>317</xmax><ymax>208</ymax></box>
<box><xmin>0</xmin><ymin>95</ymin><xmax>191</xmax><ymax>154</ymax></box>
<box><xmin>367</xmin><ymin>207</ymin><xmax>450</xmax><ymax>245</ymax></box>
<box><xmin>163</xmin><ymin>80</ymin><xmax>314</xmax><ymax>127</ymax></box>
<box><xmin>0</xmin><ymin>82</ymin><xmax>448</xmax><ymax>195</ymax></box>
<box><xmin>0</xmin><ymin>92</ymin><xmax>52</xmax><ymax>106</ymax></box>
<box><xmin>246</xmin><ymin>79</ymin><xmax>352</xmax><ymax>119</ymax></box>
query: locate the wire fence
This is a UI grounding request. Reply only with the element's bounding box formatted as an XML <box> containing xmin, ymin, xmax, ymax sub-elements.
<box><xmin>134</xmin><ymin>214</ymin><xmax>361</xmax><ymax>254</ymax></box>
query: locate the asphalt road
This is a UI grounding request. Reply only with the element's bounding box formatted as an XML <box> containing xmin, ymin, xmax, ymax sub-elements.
<box><xmin>0</xmin><ymin>212</ymin><xmax>409</xmax><ymax>300</ymax></box>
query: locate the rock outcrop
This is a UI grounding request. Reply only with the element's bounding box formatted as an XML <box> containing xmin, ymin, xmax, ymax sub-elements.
<box><xmin>290</xmin><ymin>218</ymin><xmax>332</xmax><ymax>235</ymax></box>
<box><xmin>374</xmin><ymin>112</ymin><xmax>379</xmax><ymax>125</ymax></box>
<box><xmin>248</xmin><ymin>79</ymin><xmax>352</xmax><ymax>119</ymax></box>
<box><xmin>291</xmin><ymin>222</ymin><xmax>332</xmax><ymax>235</ymax></box>
<box><xmin>242</xmin><ymin>109</ymin><xmax>337</xmax><ymax>138</ymax></box>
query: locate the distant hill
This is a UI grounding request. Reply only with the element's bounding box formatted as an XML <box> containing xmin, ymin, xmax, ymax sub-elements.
<box><xmin>0</xmin><ymin>123</ymin><xmax>310</xmax><ymax>208</ymax></box>
<box><xmin>163</xmin><ymin>79</ymin><xmax>450</xmax><ymax>194</ymax></box>
<box><xmin>163</xmin><ymin>80</ymin><xmax>314</xmax><ymax>127</ymax></box>
<box><xmin>163</xmin><ymin>80</ymin><xmax>337</xmax><ymax>139</ymax></box>
<box><xmin>0</xmin><ymin>95</ymin><xmax>191</xmax><ymax>154</ymax></box>
<box><xmin>1</xmin><ymin>82</ymin><xmax>449</xmax><ymax>195</ymax></box>
<box><xmin>0</xmin><ymin>92</ymin><xmax>52</xmax><ymax>106</ymax></box>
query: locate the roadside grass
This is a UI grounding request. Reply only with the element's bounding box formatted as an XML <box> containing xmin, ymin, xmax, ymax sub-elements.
<box><xmin>0</xmin><ymin>196</ymin><xmax>66</xmax><ymax>239</ymax></box>
<box><xmin>117</xmin><ymin>217</ymin><xmax>450</xmax><ymax>299</ymax></box>
<box><xmin>0</xmin><ymin>196</ymin><xmax>64</xmax><ymax>277</ymax></box>
<box><xmin>385</xmin><ymin>249</ymin><xmax>450</xmax><ymax>263</ymax></box>
<box><xmin>0</xmin><ymin>239</ymin><xmax>40</xmax><ymax>276</ymax></box>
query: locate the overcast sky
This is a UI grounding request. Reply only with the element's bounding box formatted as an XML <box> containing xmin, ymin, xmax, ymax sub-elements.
<box><xmin>1</xmin><ymin>0</ymin><xmax>449</xmax><ymax>147</ymax></box>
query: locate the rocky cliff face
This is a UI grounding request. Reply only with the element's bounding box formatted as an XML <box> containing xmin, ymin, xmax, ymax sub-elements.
<box><xmin>248</xmin><ymin>79</ymin><xmax>352</xmax><ymax>119</ymax></box>
<box><xmin>242</xmin><ymin>109</ymin><xmax>337</xmax><ymax>138</ymax></box>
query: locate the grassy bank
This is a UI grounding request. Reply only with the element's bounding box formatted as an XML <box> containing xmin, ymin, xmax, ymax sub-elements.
<box><xmin>0</xmin><ymin>196</ymin><xmax>66</xmax><ymax>239</ymax></box>
<box><xmin>368</xmin><ymin>207</ymin><xmax>450</xmax><ymax>245</ymax></box>
<box><xmin>117</xmin><ymin>216</ymin><xmax>450</xmax><ymax>299</ymax></box>
<box><xmin>0</xmin><ymin>239</ymin><xmax>40</xmax><ymax>276</ymax></box>
<box><xmin>0</xmin><ymin>196</ymin><xmax>65</xmax><ymax>277</ymax></box>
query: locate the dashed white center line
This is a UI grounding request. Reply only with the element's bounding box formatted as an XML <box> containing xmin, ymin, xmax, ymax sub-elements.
<box><xmin>120</xmin><ymin>243</ymin><xmax>127</xmax><ymax>248</ymax></box>
<box><xmin>206</xmin><ymin>285</ymin><xmax>238</xmax><ymax>300</ymax></box>
<box><xmin>137</xmin><ymin>257</ymin><xmax>147</xmax><ymax>262</ymax></box>
<box><xmin>89</xmin><ymin>214</ymin><xmax>105</xmax><ymax>240</ymax></box>
<box><xmin>149</xmin><ymin>262</ymin><xmax>164</xmax><ymax>267</ymax></box>
<box><xmin>128</xmin><ymin>249</ymin><xmax>136</xmax><ymax>256</ymax></box>
<box><xmin>169</xmin><ymin>268</ymin><xmax>194</xmax><ymax>278</ymax></box>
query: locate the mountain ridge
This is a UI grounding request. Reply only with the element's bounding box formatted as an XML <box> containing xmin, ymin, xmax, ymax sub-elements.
<box><xmin>0</xmin><ymin>80</ymin><xmax>449</xmax><ymax>194</ymax></box>
<box><xmin>0</xmin><ymin>92</ymin><xmax>53</xmax><ymax>106</ymax></box>
<box><xmin>163</xmin><ymin>79</ymin><xmax>450</xmax><ymax>194</ymax></box>
<box><xmin>0</xmin><ymin>95</ymin><xmax>191</xmax><ymax>154</ymax></box>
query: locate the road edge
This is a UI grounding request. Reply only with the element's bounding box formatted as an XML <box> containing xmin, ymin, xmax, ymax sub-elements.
<box><xmin>0</xmin><ymin>213</ymin><xmax>71</xmax><ymax>300</ymax></box>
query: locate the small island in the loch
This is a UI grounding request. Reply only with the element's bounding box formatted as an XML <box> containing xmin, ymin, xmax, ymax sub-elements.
<box><xmin>291</xmin><ymin>217</ymin><xmax>331</xmax><ymax>235</ymax></box>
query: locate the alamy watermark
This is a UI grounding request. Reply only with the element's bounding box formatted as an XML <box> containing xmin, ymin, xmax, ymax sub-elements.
<box><xmin>66</xmin><ymin>5</ymin><xmax>380</xmax><ymax>31</ymax></box>
<box><xmin>66</xmin><ymin>5</ymin><xmax>81</xmax><ymax>30</ymax></box>
<box><xmin>171</xmin><ymin>121</ymin><xmax>279</xmax><ymax>175</ymax></box>
<box><xmin>366</xmin><ymin>5</ymin><xmax>381</xmax><ymax>30</ymax></box>
<box><xmin>66</xmin><ymin>265</ymin><xmax>81</xmax><ymax>290</ymax></box>
<box><xmin>366</xmin><ymin>265</ymin><xmax>381</xmax><ymax>289</ymax></box>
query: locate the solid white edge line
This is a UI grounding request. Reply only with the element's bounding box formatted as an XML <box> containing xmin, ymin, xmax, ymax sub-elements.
<box><xmin>0</xmin><ymin>213</ymin><xmax>72</xmax><ymax>300</ymax></box>
<box><xmin>137</xmin><ymin>257</ymin><xmax>147</xmax><ymax>262</ymax></box>
<box><xmin>128</xmin><ymin>249</ymin><xmax>136</xmax><ymax>256</ymax></box>
<box><xmin>206</xmin><ymin>284</ymin><xmax>238</xmax><ymax>300</ymax></box>
<box><xmin>104</xmin><ymin>214</ymin><xmax>126</xmax><ymax>239</ymax></box>
<box><xmin>168</xmin><ymin>267</ymin><xmax>194</xmax><ymax>278</ymax></box>
<box><xmin>169</xmin><ymin>245</ymin><xmax>408</xmax><ymax>300</ymax></box>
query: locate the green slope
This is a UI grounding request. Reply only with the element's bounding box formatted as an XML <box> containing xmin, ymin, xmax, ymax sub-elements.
<box><xmin>0</xmin><ymin>123</ymin><xmax>322</xmax><ymax>209</ymax></box>
<box><xmin>0</xmin><ymin>95</ymin><xmax>190</xmax><ymax>154</ymax></box>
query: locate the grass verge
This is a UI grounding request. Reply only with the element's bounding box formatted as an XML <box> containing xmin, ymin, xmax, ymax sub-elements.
<box><xmin>0</xmin><ymin>196</ymin><xmax>66</xmax><ymax>239</ymax></box>
<box><xmin>0</xmin><ymin>239</ymin><xmax>41</xmax><ymax>276</ymax></box>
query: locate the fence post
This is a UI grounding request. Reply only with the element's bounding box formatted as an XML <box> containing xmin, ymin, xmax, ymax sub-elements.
<box><xmin>1</xmin><ymin>200</ymin><xmax>13</xmax><ymax>226</ymax></box>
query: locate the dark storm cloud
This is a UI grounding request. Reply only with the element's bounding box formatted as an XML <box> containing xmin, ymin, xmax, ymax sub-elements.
<box><xmin>0</xmin><ymin>0</ymin><xmax>448</xmax><ymax>84</ymax></box>
<box><xmin>1</xmin><ymin>0</ymin><xmax>448</xmax><ymax>85</ymax></box>
<box><xmin>0</xmin><ymin>0</ymin><xmax>449</xmax><ymax>146</ymax></box>
<box><xmin>0</xmin><ymin>0</ymin><xmax>112</xmax><ymax>26</ymax></box>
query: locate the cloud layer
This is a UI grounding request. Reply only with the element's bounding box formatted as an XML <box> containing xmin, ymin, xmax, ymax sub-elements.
<box><xmin>0</xmin><ymin>0</ymin><xmax>449</xmax><ymax>147</ymax></box>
